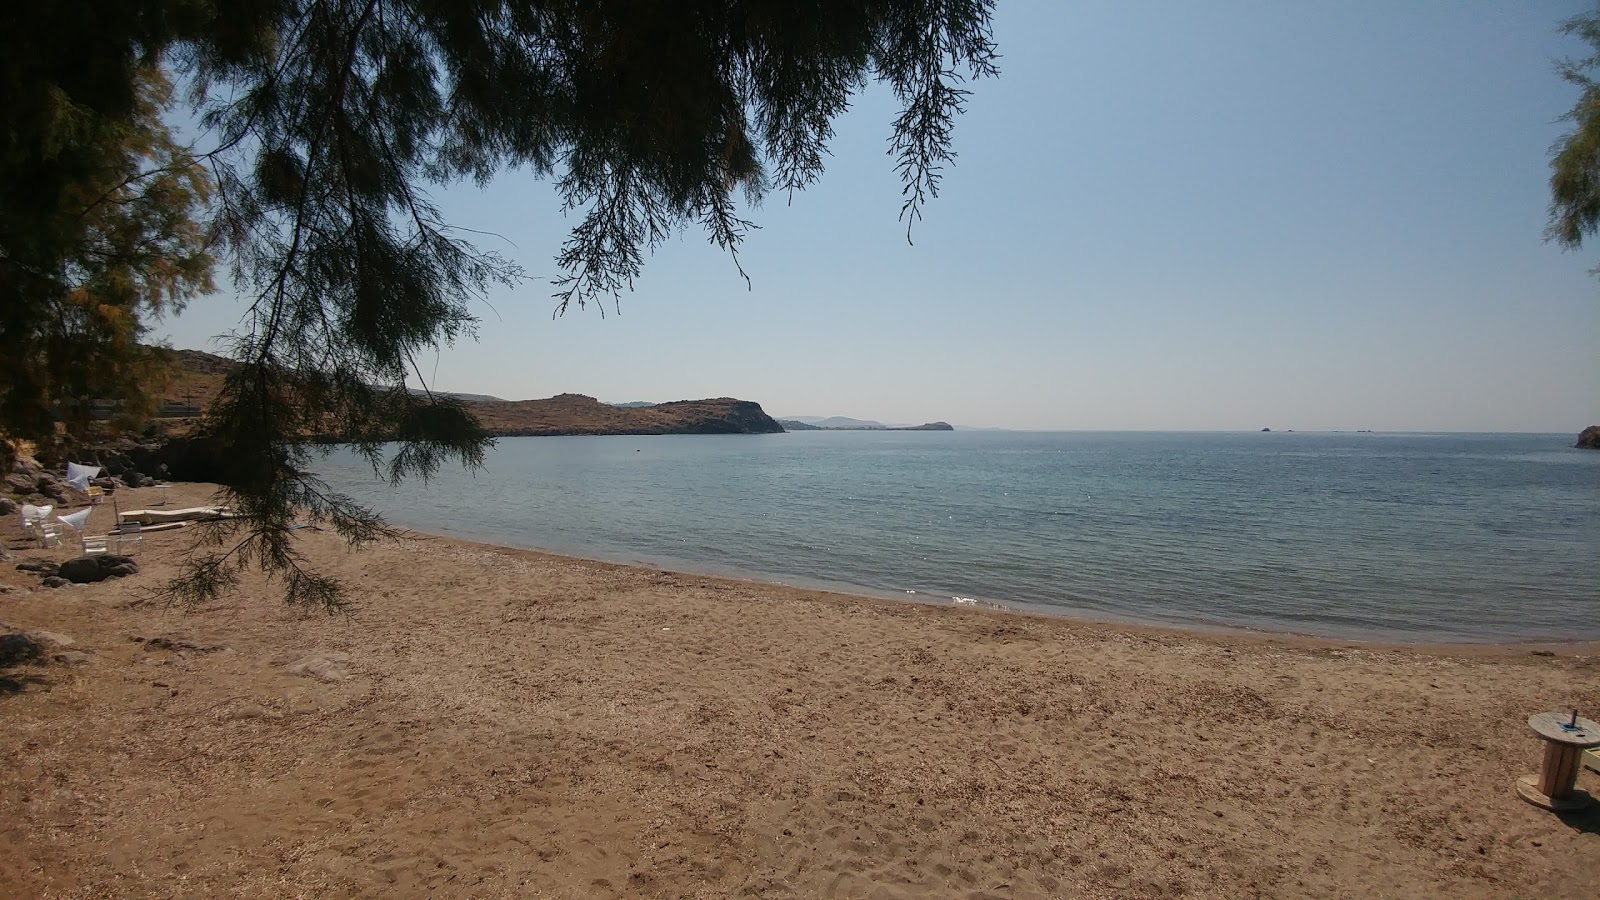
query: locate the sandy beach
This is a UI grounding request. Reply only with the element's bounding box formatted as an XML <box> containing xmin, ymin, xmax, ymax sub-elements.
<box><xmin>2</xmin><ymin>483</ymin><xmax>1597</xmax><ymax>898</ymax></box>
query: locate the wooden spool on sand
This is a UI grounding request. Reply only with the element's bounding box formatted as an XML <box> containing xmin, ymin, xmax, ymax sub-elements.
<box><xmin>1516</xmin><ymin>711</ymin><xmax>1600</xmax><ymax>812</ymax></box>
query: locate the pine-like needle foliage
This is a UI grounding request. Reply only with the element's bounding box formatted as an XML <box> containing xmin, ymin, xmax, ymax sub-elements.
<box><xmin>0</xmin><ymin>18</ymin><xmax>216</xmax><ymax>464</ymax></box>
<box><xmin>6</xmin><ymin>1</ymin><xmax>999</xmax><ymax>611</ymax></box>
<box><xmin>1551</xmin><ymin>5</ymin><xmax>1600</xmax><ymax>255</ymax></box>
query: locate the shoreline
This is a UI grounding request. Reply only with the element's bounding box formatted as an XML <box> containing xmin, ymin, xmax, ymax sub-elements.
<box><xmin>395</xmin><ymin>522</ymin><xmax>1600</xmax><ymax>654</ymax></box>
<box><xmin>2</xmin><ymin>481</ymin><xmax>1597</xmax><ymax>897</ymax></box>
<box><xmin>395</xmin><ymin>527</ymin><xmax>1600</xmax><ymax>659</ymax></box>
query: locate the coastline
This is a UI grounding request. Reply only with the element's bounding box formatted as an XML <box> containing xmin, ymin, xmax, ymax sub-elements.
<box><xmin>2</xmin><ymin>482</ymin><xmax>1597</xmax><ymax>897</ymax></box>
<box><xmin>409</xmin><ymin>525</ymin><xmax>1600</xmax><ymax>656</ymax></box>
<box><xmin>396</xmin><ymin>519</ymin><xmax>1600</xmax><ymax>654</ymax></box>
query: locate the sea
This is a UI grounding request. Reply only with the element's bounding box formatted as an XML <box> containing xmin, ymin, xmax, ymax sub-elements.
<box><xmin>312</xmin><ymin>431</ymin><xmax>1600</xmax><ymax>643</ymax></box>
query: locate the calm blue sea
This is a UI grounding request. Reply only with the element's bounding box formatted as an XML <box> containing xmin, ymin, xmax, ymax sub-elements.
<box><xmin>313</xmin><ymin>431</ymin><xmax>1600</xmax><ymax>642</ymax></box>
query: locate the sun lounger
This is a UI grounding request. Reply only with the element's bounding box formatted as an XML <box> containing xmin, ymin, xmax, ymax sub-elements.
<box><xmin>118</xmin><ymin>506</ymin><xmax>237</xmax><ymax>526</ymax></box>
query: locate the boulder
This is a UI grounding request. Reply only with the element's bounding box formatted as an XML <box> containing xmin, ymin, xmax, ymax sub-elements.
<box><xmin>0</xmin><ymin>632</ymin><xmax>45</xmax><ymax>666</ymax></box>
<box><xmin>4</xmin><ymin>473</ymin><xmax>34</xmax><ymax>493</ymax></box>
<box><xmin>26</xmin><ymin>630</ymin><xmax>74</xmax><ymax>649</ymax></box>
<box><xmin>15</xmin><ymin>560</ymin><xmax>58</xmax><ymax>575</ymax></box>
<box><xmin>121</xmin><ymin>470</ymin><xmax>149</xmax><ymax>488</ymax></box>
<box><xmin>58</xmin><ymin>554</ymin><xmax>139</xmax><ymax>584</ymax></box>
<box><xmin>39</xmin><ymin>576</ymin><xmax>70</xmax><ymax>589</ymax></box>
<box><xmin>52</xmin><ymin>650</ymin><xmax>93</xmax><ymax>666</ymax></box>
<box><xmin>92</xmin><ymin>477</ymin><xmax>119</xmax><ymax>493</ymax></box>
<box><xmin>35</xmin><ymin>476</ymin><xmax>68</xmax><ymax>502</ymax></box>
<box><xmin>58</xmin><ymin>557</ymin><xmax>106</xmax><ymax>584</ymax></box>
<box><xmin>1578</xmin><ymin>425</ymin><xmax>1600</xmax><ymax>450</ymax></box>
<box><xmin>0</xmin><ymin>497</ymin><xmax>16</xmax><ymax>516</ymax></box>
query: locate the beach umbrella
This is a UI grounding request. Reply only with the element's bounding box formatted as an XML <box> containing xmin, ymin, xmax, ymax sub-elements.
<box><xmin>66</xmin><ymin>462</ymin><xmax>101</xmax><ymax>492</ymax></box>
<box><xmin>57</xmin><ymin>507</ymin><xmax>93</xmax><ymax>551</ymax></box>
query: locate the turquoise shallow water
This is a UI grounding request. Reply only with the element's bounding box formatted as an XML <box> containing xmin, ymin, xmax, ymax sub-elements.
<box><xmin>314</xmin><ymin>431</ymin><xmax>1599</xmax><ymax>642</ymax></box>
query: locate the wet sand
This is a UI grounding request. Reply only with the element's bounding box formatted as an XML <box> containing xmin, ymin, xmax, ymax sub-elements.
<box><xmin>1</xmin><ymin>483</ymin><xmax>1597</xmax><ymax>898</ymax></box>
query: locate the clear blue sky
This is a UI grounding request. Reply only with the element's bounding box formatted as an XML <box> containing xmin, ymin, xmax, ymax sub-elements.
<box><xmin>152</xmin><ymin>0</ymin><xmax>1600</xmax><ymax>432</ymax></box>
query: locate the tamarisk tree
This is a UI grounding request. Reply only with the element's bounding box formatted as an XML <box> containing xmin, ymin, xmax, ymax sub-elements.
<box><xmin>1551</xmin><ymin>5</ymin><xmax>1600</xmax><ymax>259</ymax></box>
<box><xmin>4</xmin><ymin>1</ymin><xmax>999</xmax><ymax>610</ymax></box>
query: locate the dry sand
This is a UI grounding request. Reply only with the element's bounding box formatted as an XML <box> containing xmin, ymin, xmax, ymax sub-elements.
<box><xmin>2</xmin><ymin>483</ymin><xmax>1597</xmax><ymax>899</ymax></box>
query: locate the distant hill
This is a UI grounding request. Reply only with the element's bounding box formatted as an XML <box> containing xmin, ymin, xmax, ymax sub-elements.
<box><xmin>894</xmin><ymin>422</ymin><xmax>953</xmax><ymax>431</ymax></box>
<box><xmin>157</xmin><ymin>349</ymin><xmax>782</xmax><ymax>437</ymax></box>
<box><xmin>777</xmin><ymin>417</ymin><xmax>952</xmax><ymax>432</ymax></box>
<box><xmin>161</xmin><ymin>349</ymin><xmax>501</xmax><ymax>406</ymax></box>
<box><xmin>473</xmin><ymin>394</ymin><xmax>783</xmax><ymax>436</ymax></box>
<box><xmin>817</xmin><ymin>416</ymin><xmax>888</xmax><ymax>429</ymax></box>
<box><xmin>780</xmin><ymin>415</ymin><xmax>894</xmax><ymax>428</ymax></box>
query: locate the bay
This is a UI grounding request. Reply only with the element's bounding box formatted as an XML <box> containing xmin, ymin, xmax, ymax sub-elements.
<box><xmin>313</xmin><ymin>431</ymin><xmax>1600</xmax><ymax>642</ymax></box>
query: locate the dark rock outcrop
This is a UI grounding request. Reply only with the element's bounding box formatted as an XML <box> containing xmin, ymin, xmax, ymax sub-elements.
<box><xmin>127</xmin><ymin>435</ymin><xmax>224</xmax><ymax>483</ymax></box>
<box><xmin>39</xmin><ymin>576</ymin><xmax>70</xmax><ymax>589</ymax></box>
<box><xmin>0</xmin><ymin>632</ymin><xmax>45</xmax><ymax>667</ymax></box>
<box><xmin>1578</xmin><ymin>426</ymin><xmax>1600</xmax><ymax>450</ymax></box>
<box><xmin>58</xmin><ymin>554</ymin><xmax>139</xmax><ymax>584</ymax></box>
<box><xmin>35</xmin><ymin>475</ymin><xmax>67</xmax><ymax>501</ymax></box>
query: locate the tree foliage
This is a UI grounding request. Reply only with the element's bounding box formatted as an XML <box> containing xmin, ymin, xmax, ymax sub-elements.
<box><xmin>0</xmin><ymin>14</ymin><xmax>216</xmax><ymax>461</ymax></box>
<box><xmin>1550</xmin><ymin>5</ymin><xmax>1600</xmax><ymax>254</ymax></box>
<box><xmin>2</xmin><ymin>1</ymin><xmax>998</xmax><ymax>610</ymax></box>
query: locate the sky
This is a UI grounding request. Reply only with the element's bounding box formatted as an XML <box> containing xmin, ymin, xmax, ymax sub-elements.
<box><xmin>151</xmin><ymin>0</ymin><xmax>1600</xmax><ymax>432</ymax></box>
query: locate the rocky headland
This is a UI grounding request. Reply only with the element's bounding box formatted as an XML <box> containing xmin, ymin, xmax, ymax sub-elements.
<box><xmin>469</xmin><ymin>394</ymin><xmax>784</xmax><ymax>437</ymax></box>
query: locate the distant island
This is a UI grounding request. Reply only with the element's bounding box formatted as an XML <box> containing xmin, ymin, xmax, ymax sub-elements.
<box><xmin>778</xmin><ymin>419</ymin><xmax>953</xmax><ymax>432</ymax></box>
<box><xmin>1578</xmin><ymin>425</ymin><xmax>1600</xmax><ymax>449</ymax></box>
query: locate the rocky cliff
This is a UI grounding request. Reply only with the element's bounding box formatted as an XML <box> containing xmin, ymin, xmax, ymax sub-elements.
<box><xmin>1577</xmin><ymin>425</ymin><xmax>1600</xmax><ymax>449</ymax></box>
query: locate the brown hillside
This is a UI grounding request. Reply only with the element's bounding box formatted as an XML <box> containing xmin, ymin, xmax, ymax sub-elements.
<box><xmin>471</xmin><ymin>394</ymin><xmax>784</xmax><ymax>436</ymax></box>
<box><xmin>161</xmin><ymin>349</ymin><xmax>231</xmax><ymax>412</ymax></box>
<box><xmin>154</xmin><ymin>351</ymin><xmax>784</xmax><ymax>436</ymax></box>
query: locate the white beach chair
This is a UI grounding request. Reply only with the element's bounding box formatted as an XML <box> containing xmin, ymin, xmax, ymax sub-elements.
<box><xmin>81</xmin><ymin>535</ymin><xmax>110</xmax><ymax>555</ymax></box>
<box><xmin>58</xmin><ymin>507</ymin><xmax>93</xmax><ymax>552</ymax></box>
<box><xmin>65</xmin><ymin>463</ymin><xmax>105</xmax><ymax>505</ymax></box>
<box><xmin>21</xmin><ymin>504</ymin><xmax>60</xmax><ymax>546</ymax></box>
<box><xmin>114</xmin><ymin>521</ymin><xmax>143</xmax><ymax>556</ymax></box>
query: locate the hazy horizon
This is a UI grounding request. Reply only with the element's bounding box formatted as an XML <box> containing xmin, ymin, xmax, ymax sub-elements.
<box><xmin>152</xmin><ymin>0</ymin><xmax>1600</xmax><ymax>433</ymax></box>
